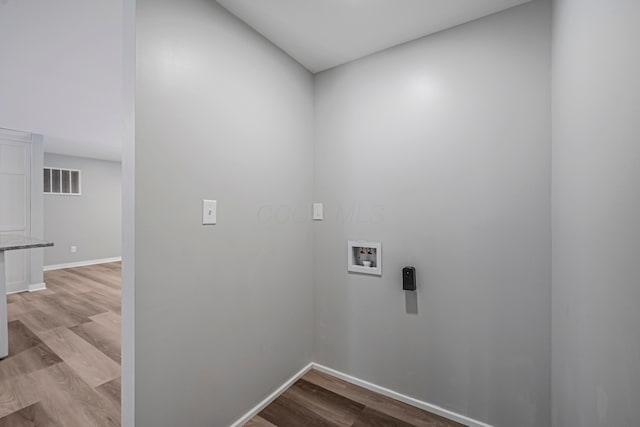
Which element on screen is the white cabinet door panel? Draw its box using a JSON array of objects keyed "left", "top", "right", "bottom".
[
  {"left": 0, "top": 174, "right": 27, "bottom": 231},
  {"left": 0, "top": 143, "right": 26, "bottom": 175},
  {"left": 0, "top": 132, "right": 31, "bottom": 292},
  {"left": 0, "top": 237, "right": 27, "bottom": 287}
]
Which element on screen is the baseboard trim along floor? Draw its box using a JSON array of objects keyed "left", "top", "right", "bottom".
[
  {"left": 230, "top": 363, "right": 315, "bottom": 427},
  {"left": 44, "top": 257, "right": 122, "bottom": 271},
  {"left": 6, "top": 282, "right": 47, "bottom": 295},
  {"left": 27, "top": 282, "right": 47, "bottom": 292},
  {"left": 231, "top": 362, "right": 493, "bottom": 427}
]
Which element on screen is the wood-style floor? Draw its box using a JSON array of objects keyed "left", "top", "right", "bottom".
[
  {"left": 0, "top": 262, "right": 121, "bottom": 427},
  {"left": 0, "top": 262, "right": 462, "bottom": 426},
  {"left": 246, "top": 369, "right": 466, "bottom": 427}
]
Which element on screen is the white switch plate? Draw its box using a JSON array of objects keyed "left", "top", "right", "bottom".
[
  {"left": 313, "top": 203, "right": 323, "bottom": 221},
  {"left": 203, "top": 200, "right": 217, "bottom": 225},
  {"left": 71, "top": 246, "right": 77, "bottom": 253}
]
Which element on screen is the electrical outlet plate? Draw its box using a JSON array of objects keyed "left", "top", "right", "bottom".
[{"left": 348, "top": 240, "right": 382, "bottom": 276}]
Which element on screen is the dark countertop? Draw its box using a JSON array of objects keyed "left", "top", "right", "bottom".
[{"left": 0, "top": 235, "right": 54, "bottom": 252}]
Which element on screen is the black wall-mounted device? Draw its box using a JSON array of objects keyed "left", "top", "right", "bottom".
[{"left": 403, "top": 266, "right": 416, "bottom": 291}]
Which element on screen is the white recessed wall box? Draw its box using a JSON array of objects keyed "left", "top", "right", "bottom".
[{"left": 348, "top": 241, "right": 382, "bottom": 276}]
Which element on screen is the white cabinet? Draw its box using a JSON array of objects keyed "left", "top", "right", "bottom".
[{"left": 0, "top": 129, "right": 31, "bottom": 293}]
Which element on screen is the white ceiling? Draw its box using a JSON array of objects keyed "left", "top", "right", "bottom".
[
  {"left": 1, "top": 0, "right": 532, "bottom": 161},
  {"left": 216, "top": 0, "right": 532, "bottom": 73},
  {"left": 0, "top": 0, "right": 123, "bottom": 161}
]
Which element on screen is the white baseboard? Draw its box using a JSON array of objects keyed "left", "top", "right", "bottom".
[
  {"left": 230, "top": 362, "right": 492, "bottom": 427},
  {"left": 28, "top": 282, "right": 47, "bottom": 292},
  {"left": 44, "top": 257, "right": 122, "bottom": 271},
  {"left": 312, "top": 364, "right": 492, "bottom": 427},
  {"left": 7, "top": 282, "right": 47, "bottom": 295},
  {"left": 230, "top": 363, "right": 314, "bottom": 427}
]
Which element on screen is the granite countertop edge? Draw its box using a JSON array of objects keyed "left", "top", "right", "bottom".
[
  {"left": 0, "top": 235, "right": 55, "bottom": 252},
  {"left": 0, "top": 242, "right": 54, "bottom": 251}
]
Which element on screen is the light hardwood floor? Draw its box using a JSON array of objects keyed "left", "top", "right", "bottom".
[
  {"left": 0, "top": 262, "right": 121, "bottom": 427},
  {"left": 246, "top": 369, "right": 466, "bottom": 427}
]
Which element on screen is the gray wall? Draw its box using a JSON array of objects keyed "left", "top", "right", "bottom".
[
  {"left": 44, "top": 153, "right": 121, "bottom": 266},
  {"left": 121, "top": 0, "right": 135, "bottom": 424},
  {"left": 313, "top": 2, "right": 551, "bottom": 426},
  {"left": 29, "top": 135, "right": 45, "bottom": 286},
  {"left": 135, "top": 0, "right": 315, "bottom": 426},
  {"left": 551, "top": 0, "right": 640, "bottom": 425}
]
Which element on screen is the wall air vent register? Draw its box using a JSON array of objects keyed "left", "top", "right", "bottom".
[{"left": 44, "top": 167, "right": 81, "bottom": 195}]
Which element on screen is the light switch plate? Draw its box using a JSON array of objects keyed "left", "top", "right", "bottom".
[
  {"left": 203, "top": 200, "right": 217, "bottom": 225},
  {"left": 313, "top": 203, "right": 323, "bottom": 221}
]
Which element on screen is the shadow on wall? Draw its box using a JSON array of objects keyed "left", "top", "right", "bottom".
[{"left": 405, "top": 291, "right": 418, "bottom": 315}]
